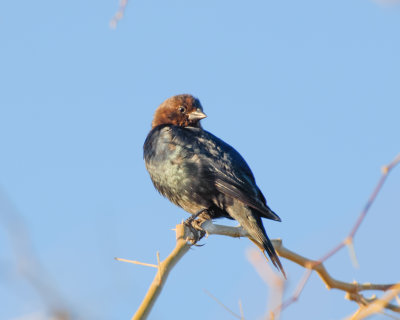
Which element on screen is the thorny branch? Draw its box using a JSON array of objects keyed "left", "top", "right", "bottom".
[
  {"left": 123, "top": 220, "right": 399, "bottom": 320},
  {"left": 206, "top": 223, "right": 400, "bottom": 316},
  {"left": 121, "top": 154, "right": 400, "bottom": 320},
  {"left": 275, "top": 153, "right": 400, "bottom": 317}
]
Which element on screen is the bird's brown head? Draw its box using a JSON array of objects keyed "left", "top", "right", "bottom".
[{"left": 151, "top": 94, "right": 207, "bottom": 129}]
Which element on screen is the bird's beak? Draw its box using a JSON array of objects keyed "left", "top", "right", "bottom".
[{"left": 188, "top": 109, "right": 207, "bottom": 121}]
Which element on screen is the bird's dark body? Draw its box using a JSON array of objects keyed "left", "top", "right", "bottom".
[
  {"left": 145, "top": 125, "right": 229, "bottom": 218},
  {"left": 144, "top": 123, "right": 284, "bottom": 274},
  {"left": 143, "top": 94, "right": 284, "bottom": 276}
]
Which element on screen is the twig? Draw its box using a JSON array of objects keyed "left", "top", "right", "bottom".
[
  {"left": 115, "top": 257, "right": 157, "bottom": 268},
  {"left": 203, "top": 289, "right": 242, "bottom": 320},
  {"left": 279, "top": 269, "right": 312, "bottom": 311},
  {"left": 238, "top": 299, "right": 245, "bottom": 320}
]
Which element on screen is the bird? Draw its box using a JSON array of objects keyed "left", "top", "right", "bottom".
[{"left": 143, "top": 94, "right": 285, "bottom": 276}]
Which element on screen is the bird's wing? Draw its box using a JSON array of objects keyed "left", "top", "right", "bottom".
[
  {"left": 197, "top": 129, "right": 281, "bottom": 222},
  {"left": 213, "top": 169, "right": 281, "bottom": 221}
]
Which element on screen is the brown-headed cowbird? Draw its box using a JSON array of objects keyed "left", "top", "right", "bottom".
[{"left": 144, "top": 94, "right": 285, "bottom": 276}]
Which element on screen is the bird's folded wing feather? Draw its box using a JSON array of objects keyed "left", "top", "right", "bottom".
[
  {"left": 197, "top": 130, "right": 281, "bottom": 222},
  {"left": 213, "top": 171, "right": 280, "bottom": 221}
]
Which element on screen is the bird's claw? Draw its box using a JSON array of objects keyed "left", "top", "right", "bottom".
[
  {"left": 185, "top": 209, "right": 208, "bottom": 224},
  {"left": 183, "top": 219, "right": 206, "bottom": 245},
  {"left": 184, "top": 209, "right": 209, "bottom": 245}
]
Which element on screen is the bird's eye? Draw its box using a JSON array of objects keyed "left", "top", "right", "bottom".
[{"left": 178, "top": 106, "right": 186, "bottom": 114}]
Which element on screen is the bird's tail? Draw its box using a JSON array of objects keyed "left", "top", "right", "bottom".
[
  {"left": 227, "top": 200, "right": 286, "bottom": 278},
  {"left": 248, "top": 224, "right": 286, "bottom": 279}
]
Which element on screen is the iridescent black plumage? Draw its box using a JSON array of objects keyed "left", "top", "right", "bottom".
[{"left": 144, "top": 94, "right": 285, "bottom": 276}]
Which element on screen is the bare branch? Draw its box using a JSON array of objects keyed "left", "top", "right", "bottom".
[
  {"left": 129, "top": 220, "right": 399, "bottom": 319},
  {"left": 345, "top": 284, "right": 400, "bottom": 320},
  {"left": 131, "top": 224, "right": 191, "bottom": 320},
  {"left": 203, "top": 222, "right": 398, "bottom": 295}
]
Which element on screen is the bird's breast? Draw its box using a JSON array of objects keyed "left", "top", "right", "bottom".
[{"left": 144, "top": 126, "right": 213, "bottom": 213}]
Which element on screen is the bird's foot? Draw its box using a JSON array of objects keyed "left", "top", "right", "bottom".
[
  {"left": 184, "top": 209, "right": 210, "bottom": 245},
  {"left": 185, "top": 209, "right": 208, "bottom": 225},
  {"left": 183, "top": 221, "right": 205, "bottom": 245}
]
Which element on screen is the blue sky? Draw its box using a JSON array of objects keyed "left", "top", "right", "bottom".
[{"left": 1, "top": 0, "right": 399, "bottom": 319}]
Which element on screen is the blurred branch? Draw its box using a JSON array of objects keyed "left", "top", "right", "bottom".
[
  {"left": 0, "top": 189, "right": 71, "bottom": 320},
  {"left": 110, "top": 0, "right": 129, "bottom": 29},
  {"left": 247, "top": 248, "right": 285, "bottom": 320},
  {"left": 203, "top": 289, "right": 243, "bottom": 320}
]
